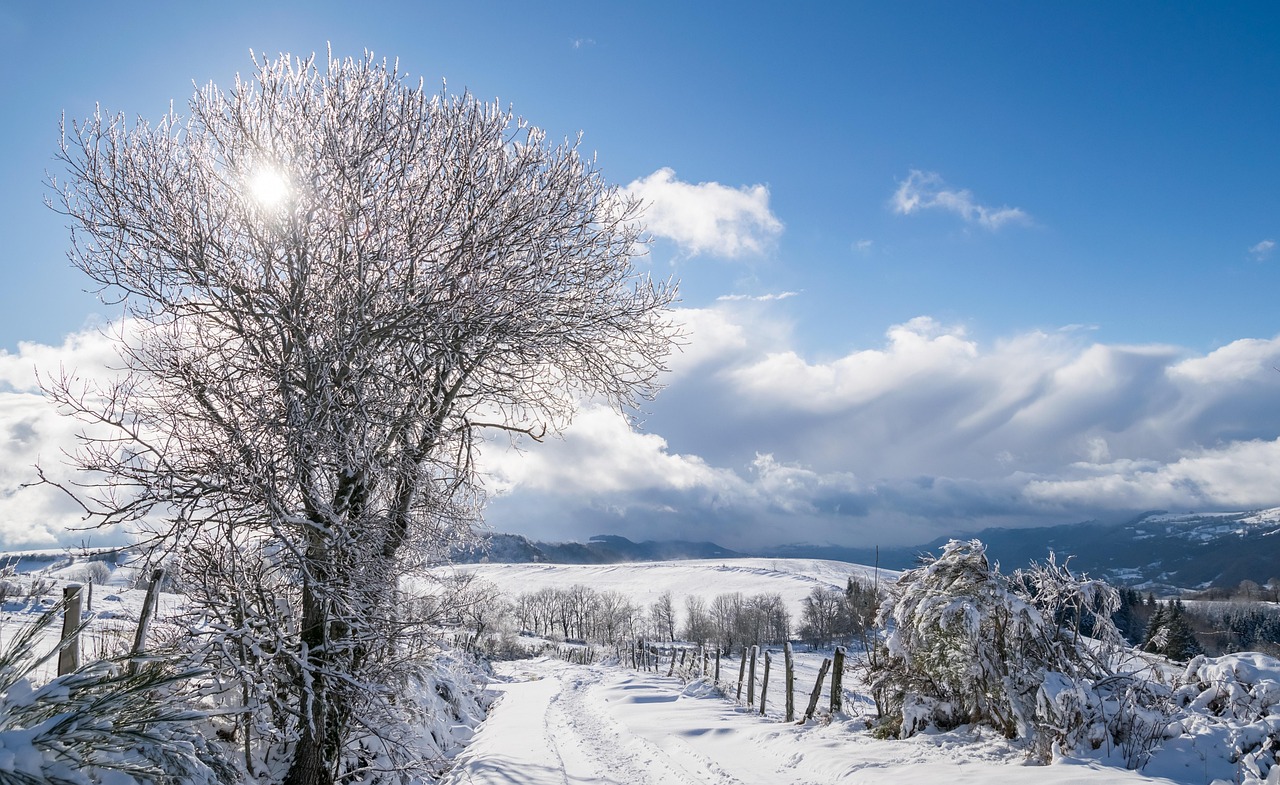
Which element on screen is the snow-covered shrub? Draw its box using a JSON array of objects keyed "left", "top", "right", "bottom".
[
  {"left": 0, "top": 600, "right": 236, "bottom": 784},
  {"left": 338, "top": 650, "right": 495, "bottom": 782},
  {"left": 870, "top": 540, "right": 1128, "bottom": 760},
  {"left": 1174, "top": 652, "right": 1280, "bottom": 782}
]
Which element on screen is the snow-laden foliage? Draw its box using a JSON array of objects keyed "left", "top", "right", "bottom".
[
  {"left": 0, "top": 600, "right": 235, "bottom": 785},
  {"left": 1170, "top": 653, "right": 1280, "bottom": 783},
  {"left": 870, "top": 540, "right": 1142, "bottom": 761},
  {"left": 47, "top": 49, "right": 675, "bottom": 785}
]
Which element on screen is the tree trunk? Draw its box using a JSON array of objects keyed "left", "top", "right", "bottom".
[{"left": 284, "top": 570, "right": 340, "bottom": 785}]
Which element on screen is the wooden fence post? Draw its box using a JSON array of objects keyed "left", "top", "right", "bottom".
[
  {"left": 128, "top": 568, "right": 165, "bottom": 675},
  {"left": 747, "top": 645, "right": 758, "bottom": 706},
  {"left": 714, "top": 647, "right": 721, "bottom": 684},
  {"left": 667, "top": 646, "right": 676, "bottom": 677},
  {"left": 784, "top": 641, "right": 795, "bottom": 722},
  {"left": 831, "top": 646, "right": 846, "bottom": 714},
  {"left": 737, "top": 646, "right": 747, "bottom": 702},
  {"left": 760, "top": 650, "right": 771, "bottom": 715},
  {"left": 57, "top": 584, "right": 83, "bottom": 676},
  {"left": 803, "top": 657, "right": 832, "bottom": 722}
]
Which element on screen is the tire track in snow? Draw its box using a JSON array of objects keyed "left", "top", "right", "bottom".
[{"left": 548, "top": 664, "right": 749, "bottom": 785}]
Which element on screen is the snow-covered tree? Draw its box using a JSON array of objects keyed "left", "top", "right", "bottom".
[
  {"left": 47, "top": 50, "right": 675, "bottom": 785},
  {"left": 651, "top": 591, "right": 677, "bottom": 641},
  {"left": 871, "top": 540, "right": 1122, "bottom": 749},
  {"left": 1143, "top": 600, "right": 1204, "bottom": 661}
]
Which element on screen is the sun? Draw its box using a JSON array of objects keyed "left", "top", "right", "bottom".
[{"left": 248, "top": 167, "right": 290, "bottom": 208}]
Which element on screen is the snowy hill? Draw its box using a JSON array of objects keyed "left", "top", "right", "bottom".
[
  {"left": 462, "top": 509, "right": 1280, "bottom": 591},
  {"left": 451, "top": 557, "right": 890, "bottom": 621}
]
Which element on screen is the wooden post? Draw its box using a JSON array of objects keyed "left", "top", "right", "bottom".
[
  {"left": 703, "top": 647, "right": 710, "bottom": 678},
  {"left": 784, "top": 641, "right": 795, "bottom": 722},
  {"left": 831, "top": 646, "right": 846, "bottom": 714},
  {"left": 760, "top": 650, "right": 771, "bottom": 715},
  {"left": 714, "top": 647, "right": 721, "bottom": 683},
  {"left": 58, "top": 584, "right": 83, "bottom": 676},
  {"left": 667, "top": 646, "right": 676, "bottom": 677},
  {"left": 737, "top": 646, "right": 748, "bottom": 701},
  {"left": 747, "top": 645, "right": 758, "bottom": 706},
  {"left": 128, "top": 568, "right": 165, "bottom": 675},
  {"left": 803, "top": 657, "right": 832, "bottom": 722}
]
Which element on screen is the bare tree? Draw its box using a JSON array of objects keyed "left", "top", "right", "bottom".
[
  {"left": 46, "top": 50, "right": 675, "bottom": 785},
  {"left": 650, "top": 591, "right": 677, "bottom": 642}
]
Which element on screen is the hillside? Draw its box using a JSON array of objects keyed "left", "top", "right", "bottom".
[
  {"left": 462, "top": 509, "right": 1280, "bottom": 591},
  {"left": 449, "top": 557, "right": 889, "bottom": 623}
]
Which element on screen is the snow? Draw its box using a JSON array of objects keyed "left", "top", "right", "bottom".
[
  {"left": 444, "top": 657, "right": 1189, "bottom": 785},
  {"left": 10, "top": 548, "right": 1280, "bottom": 784},
  {"left": 451, "top": 557, "right": 893, "bottom": 620}
]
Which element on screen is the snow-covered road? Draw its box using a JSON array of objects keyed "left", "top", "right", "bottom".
[{"left": 441, "top": 658, "right": 1192, "bottom": 785}]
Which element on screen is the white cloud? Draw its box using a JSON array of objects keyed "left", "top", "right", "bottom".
[
  {"left": 853, "top": 239, "right": 873, "bottom": 254},
  {"left": 891, "top": 170, "right": 1030, "bottom": 230},
  {"left": 624, "top": 168, "right": 783, "bottom": 258},
  {"left": 716, "top": 291, "right": 798, "bottom": 303},
  {"left": 482, "top": 304, "right": 1280, "bottom": 547},
  {"left": 1025, "top": 438, "right": 1280, "bottom": 510},
  {"left": 1250, "top": 239, "right": 1275, "bottom": 260},
  {"left": 19, "top": 313, "right": 1280, "bottom": 550}
]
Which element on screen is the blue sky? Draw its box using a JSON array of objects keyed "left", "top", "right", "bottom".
[{"left": 3, "top": 2, "right": 1280, "bottom": 550}]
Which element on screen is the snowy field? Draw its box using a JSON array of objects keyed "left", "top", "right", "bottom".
[
  {"left": 7, "top": 550, "right": 1280, "bottom": 783},
  {"left": 451, "top": 557, "right": 895, "bottom": 621}
]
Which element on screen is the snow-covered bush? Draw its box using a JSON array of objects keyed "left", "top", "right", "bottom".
[
  {"left": 1174, "top": 652, "right": 1280, "bottom": 782},
  {"left": 0, "top": 600, "right": 236, "bottom": 784},
  {"left": 870, "top": 540, "right": 1131, "bottom": 760}
]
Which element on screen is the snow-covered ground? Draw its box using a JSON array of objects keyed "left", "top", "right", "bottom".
[
  {"left": 444, "top": 657, "right": 1193, "bottom": 785},
  {"left": 452, "top": 557, "right": 894, "bottom": 621}
]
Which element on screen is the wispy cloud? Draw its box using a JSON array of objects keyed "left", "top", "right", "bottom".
[
  {"left": 891, "top": 170, "right": 1030, "bottom": 230},
  {"left": 716, "top": 292, "right": 799, "bottom": 303},
  {"left": 1250, "top": 239, "right": 1275, "bottom": 260},
  {"left": 624, "top": 168, "right": 783, "bottom": 258},
  {"left": 571, "top": 37, "right": 596, "bottom": 49},
  {"left": 853, "top": 239, "right": 873, "bottom": 254}
]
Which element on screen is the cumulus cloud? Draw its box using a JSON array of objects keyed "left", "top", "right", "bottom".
[
  {"left": 1250, "top": 239, "right": 1275, "bottom": 260},
  {"left": 624, "top": 168, "right": 783, "bottom": 257},
  {"left": 17, "top": 313, "right": 1280, "bottom": 551},
  {"left": 481, "top": 306, "right": 1280, "bottom": 548},
  {"left": 892, "top": 170, "right": 1030, "bottom": 230}
]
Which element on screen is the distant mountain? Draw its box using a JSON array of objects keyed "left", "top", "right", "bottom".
[
  {"left": 757, "top": 509, "right": 1280, "bottom": 592},
  {"left": 451, "top": 533, "right": 743, "bottom": 564},
  {"left": 460, "top": 508, "right": 1280, "bottom": 590}
]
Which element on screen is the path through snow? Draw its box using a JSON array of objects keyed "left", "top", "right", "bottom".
[{"left": 442, "top": 658, "right": 1194, "bottom": 785}]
